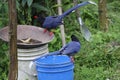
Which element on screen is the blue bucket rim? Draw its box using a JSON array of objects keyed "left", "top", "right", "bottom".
[
  {"left": 36, "top": 62, "right": 73, "bottom": 68},
  {"left": 34, "top": 55, "right": 72, "bottom": 65},
  {"left": 37, "top": 66, "right": 74, "bottom": 73},
  {"left": 35, "top": 60, "right": 72, "bottom": 65}
]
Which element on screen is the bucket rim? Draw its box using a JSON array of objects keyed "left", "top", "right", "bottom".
[
  {"left": 36, "top": 66, "right": 74, "bottom": 73},
  {"left": 35, "top": 60, "right": 72, "bottom": 65},
  {"left": 34, "top": 55, "right": 72, "bottom": 65},
  {"left": 36, "top": 62, "right": 73, "bottom": 68}
]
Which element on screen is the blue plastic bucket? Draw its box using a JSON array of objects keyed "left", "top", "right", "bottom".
[{"left": 35, "top": 55, "right": 74, "bottom": 80}]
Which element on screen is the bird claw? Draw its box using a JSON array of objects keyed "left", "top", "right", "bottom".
[
  {"left": 70, "top": 56, "right": 74, "bottom": 63},
  {"left": 49, "top": 32, "right": 54, "bottom": 36},
  {"left": 43, "top": 29, "right": 48, "bottom": 33},
  {"left": 43, "top": 29, "right": 53, "bottom": 36}
]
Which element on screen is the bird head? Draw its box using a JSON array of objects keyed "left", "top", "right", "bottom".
[
  {"left": 71, "top": 35, "right": 79, "bottom": 42},
  {"left": 33, "top": 15, "right": 45, "bottom": 27}
]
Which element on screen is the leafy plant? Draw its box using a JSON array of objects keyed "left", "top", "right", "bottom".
[
  {"left": 74, "top": 66, "right": 115, "bottom": 80},
  {"left": 0, "top": 0, "right": 120, "bottom": 80},
  {"left": 0, "top": 0, "right": 8, "bottom": 28},
  {"left": 0, "top": 40, "right": 9, "bottom": 80}
]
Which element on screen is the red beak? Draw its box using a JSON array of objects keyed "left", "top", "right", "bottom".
[{"left": 34, "top": 16, "right": 38, "bottom": 19}]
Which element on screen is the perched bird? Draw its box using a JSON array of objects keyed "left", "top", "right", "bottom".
[
  {"left": 59, "top": 35, "right": 81, "bottom": 62},
  {"left": 31, "top": 36, "right": 80, "bottom": 71},
  {"left": 34, "top": 1, "right": 95, "bottom": 35},
  {"left": 59, "top": 35, "right": 80, "bottom": 55},
  {"left": 40, "top": 35, "right": 81, "bottom": 62}
]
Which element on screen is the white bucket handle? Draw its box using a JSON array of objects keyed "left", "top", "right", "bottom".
[{"left": 29, "top": 61, "right": 37, "bottom": 76}]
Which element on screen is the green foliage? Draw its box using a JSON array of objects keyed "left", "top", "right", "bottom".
[
  {"left": 0, "top": 40, "right": 9, "bottom": 80},
  {"left": 16, "top": 0, "right": 57, "bottom": 25},
  {"left": 48, "top": 29, "right": 72, "bottom": 52},
  {"left": 74, "top": 66, "right": 113, "bottom": 80},
  {"left": 0, "top": 0, "right": 120, "bottom": 80},
  {"left": 107, "top": 1, "right": 120, "bottom": 13},
  {"left": 16, "top": 0, "right": 33, "bottom": 24},
  {"left": 0, "top": 0, "right": 8, "bottom": 28},
  {"left": 48, "top": 29, "right": 62, "bottom": 51}
]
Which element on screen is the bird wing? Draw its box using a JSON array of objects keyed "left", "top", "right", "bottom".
[
  {"left": 43, "top": 16, "right": 55, "bottom": 28},
  {"left": 60, "top": 41, "right": 80, "bottom": 56},
  {"left": 59, "top": 42, "right": 70, "bottom": 53},
  {"left": 43, "top": 16, "right": 62, "bottom": 28}
]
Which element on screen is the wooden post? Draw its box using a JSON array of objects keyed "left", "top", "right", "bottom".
[
  {"left": 57, "top": 0, "right": 66, "bottom": 46},
  {"left": 98, "top": 0, "right": 108, "bottom": 32},
  {"left": 8, "top": 0, "right": 18, "bottom": 80}
]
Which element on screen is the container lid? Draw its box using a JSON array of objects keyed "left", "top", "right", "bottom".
[
  {"left": 35, "top": 55, "right": 71, "bottom": 65},
  {"left": 0, "top": 25, "right": 54, "bottom": 48}
]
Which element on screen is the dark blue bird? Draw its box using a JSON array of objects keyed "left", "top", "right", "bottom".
[
  {"left": 34, "top": 1, "right": 94, "bottom": 31},
  {"left": 59, "top": 35, "right": 80, "bottom": 56},
  {"left": 59, "top": 35, "right": 80, "bottom": 62},
  {"left": 39, "top": 35, "right": 81, "bottom": 62}
]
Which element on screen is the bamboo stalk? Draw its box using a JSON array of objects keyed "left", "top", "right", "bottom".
[{"left": 57, "top": 0, "right": 66, "bottom": 46}]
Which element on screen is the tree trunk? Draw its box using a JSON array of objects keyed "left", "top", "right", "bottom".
[
  {"left": 8, "top": 0, "right": 18, "bottom": 80},
  {"left": 98, "top": 0, "right": 108, "bottom": 32}
]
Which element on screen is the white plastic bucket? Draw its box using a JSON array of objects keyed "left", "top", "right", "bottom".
[{"left": 18, "top": 44, "right": 48, "bottom": 80}]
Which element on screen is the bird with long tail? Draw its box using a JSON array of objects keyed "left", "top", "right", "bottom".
[
  {"left": 34, "top": 1, "right": 96, "bottom": 36},
  {"left": 35, "top": 35, "right": 81, "bottom": 62},
  {"left": 59, "top": 34, "right": 81, "bottom": 62}
]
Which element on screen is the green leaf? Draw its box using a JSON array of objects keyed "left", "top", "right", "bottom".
[
  {"left": 16, "top": 1, "right": 20, "bottom": 11},
  {"left": 32, "top": 3, "right": 49, "bottom": 12},
  {"left": 27, "top": 0, "right": 33, "bottom": 7},
  {"left": 63, "top": 0, "right": 71, "bottom": 4},
  {"left": 22, "top": 0, "right": 27, "bottom": 7},
  {"left": 51, "top": 4, "right": 62, "bottom": 8}
]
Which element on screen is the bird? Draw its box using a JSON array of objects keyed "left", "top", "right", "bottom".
[
  {"left": 36, "top": 35, "right": 80, "bottom": 57},
  {"left": 59, "top": 35, "right": 81, "bottom": 62},
  {"left": 59, "top": 35, "right": 80, "bottom": 55},
  {"left": 34, "top": 1, "right": 96, "bottom": 35},
  {"left": 40, "top": 35, "right": 81, "bottom": 62}
]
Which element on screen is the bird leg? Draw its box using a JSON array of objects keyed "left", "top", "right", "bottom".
[
  {"left": 43, "top": 29, "right": 48, "bottom": 33},
  {"left": 43, "top": 29, "right": 53, "bottom": 36},
  {"left": 49, "top": 31, "right": 54, "bottom": 36},
  {"left": 70, "top": 56, "right": 74, "bottom": 63}
]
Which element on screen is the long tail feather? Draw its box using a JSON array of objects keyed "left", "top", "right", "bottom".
[
  {"left": 34, "top": 51, "right": 60, "bottom": 60},
  {"left": 59, "top": 1, "right": 91, "bottom": 18}
]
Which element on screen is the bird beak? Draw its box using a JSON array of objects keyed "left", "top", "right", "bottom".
[{"left": 34, "top": 16, "right": 38, "bottom": 19}]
